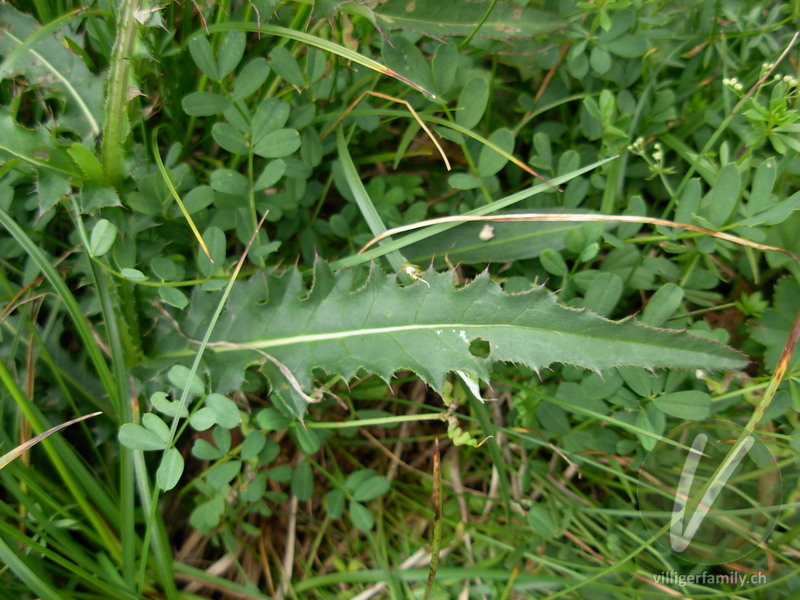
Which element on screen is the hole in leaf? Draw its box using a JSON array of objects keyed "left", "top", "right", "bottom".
[
  {"left": 243, "top": 365, "right": 267, "bottom": 393},
  {"left": 469, "top": 338, "right": 490, "bottom": 359}
]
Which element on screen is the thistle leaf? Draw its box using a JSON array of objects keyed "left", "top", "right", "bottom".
[{"left": 173, "top": 262, "right": 746, "bottom": 418}]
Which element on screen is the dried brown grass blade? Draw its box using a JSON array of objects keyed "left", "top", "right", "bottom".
[
  {"left": 321, "top": 90, "right": 451, "bottom": 170},
  {"left": 0, "top": 411, "right": 102, "bottom": 471}
]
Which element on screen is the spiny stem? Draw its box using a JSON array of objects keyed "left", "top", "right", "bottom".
[{"left": 102, "top": 0, "right": 141, "bottom": 189}]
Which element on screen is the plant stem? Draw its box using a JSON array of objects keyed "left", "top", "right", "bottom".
[{"left": 102, "top": 0, "right": 141, "bottom": 189}]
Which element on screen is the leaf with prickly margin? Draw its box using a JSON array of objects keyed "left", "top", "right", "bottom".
[
  {"left": 0, "top": 5, "right": 104, "bottom": 137},
  {"left": 168, "top": 262, "right": 746, "bottom": 419},
  {"left": 0, "top": 115, "right": 79, "bottom": 176}
]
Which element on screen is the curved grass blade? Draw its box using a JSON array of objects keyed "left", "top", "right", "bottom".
[
  {"left": 0, "top": 208, "right": 117, "bottom": 412},
  {"left": 135, "top": 209, "right": 271, "bottom": 595},
  {"left": 151, "top": 128, "right": 213, "bottom": 262},
  {"left": 323, "top": 91, "right": 451, "bottom": 170},
  {"left": 198, "top": 22, "right": 436, "bottom": 98},
  {"left": 332, "top": 156, "right": 616, "bottom": 269},
  {"left": 0, "top": 535, "right": 64, "bottom": 600},
  {"left": 346, "top": 108, "right": 558, "bottom": 188},
  {"left": 336, "top": 128, "right": 406, "bottom": 272},
  {"left": 0, "top": 411, "right": 101, "bottom": 471}
]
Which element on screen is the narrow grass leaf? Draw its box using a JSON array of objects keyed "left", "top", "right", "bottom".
[
  {"left": 152, "top": 129, "right": 212, "bottom": 261},
  {"left": 0, "top": 412, "right": 101, "bottom": 470},
  {"left": 423, "top": 439, "right": 441, "bottom": 600},
  {"left": 333, "top": 156, "right": 609, "bottom": 266},
  {"left": 200, "top": 23, "right": 437, "bottom": 98},
  {"left": 336, "top": 129, "right": 406, "bottom": 272},
  {"left": 0, "top": 536, "right": 64, "bottom": 600}
]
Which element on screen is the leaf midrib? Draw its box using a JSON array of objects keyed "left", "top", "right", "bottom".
[{"left": 156, "top": 321, "right": 727, "bottom": 361}]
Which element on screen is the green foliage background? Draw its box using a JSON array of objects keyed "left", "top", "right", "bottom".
[{"left": 0, "top": 0, "right": 799, "bottom": 598}]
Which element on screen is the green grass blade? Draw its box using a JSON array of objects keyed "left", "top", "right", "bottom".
[
  {"left": 0, "top": 360, "right": 121, "bottom": 560},
  {"left": 332, "top": 156, "right": 617, "bottom": 268},
  {"left": 197, "top": 22, "right": 436, "bottom": 98},
  {"left": 136, "top": 211, "right": 271, "bottom": 595},
  {"left": 0, "top": 207, "right": 118, "bottom": 415},
  {"left": 0, "top": 534, "right": 63, "bottom": 600},
  {"left": 152, "top": 128, "right": 213, "bottom": 262},
  {"left": 336, "top": 128, "right": 406, "bottom": 272}
]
